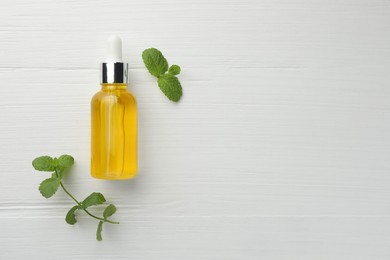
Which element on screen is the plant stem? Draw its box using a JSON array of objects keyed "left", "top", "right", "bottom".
[{"left": 55, "top": 169, "right": 119, "bottom": 225}]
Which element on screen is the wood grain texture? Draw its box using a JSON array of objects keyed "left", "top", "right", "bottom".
[{"left": 1, "top": 0, "right": 390, "bottom": 259}]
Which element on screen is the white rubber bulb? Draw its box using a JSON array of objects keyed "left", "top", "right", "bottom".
[{"left": 106, "top": 35, "right": 122, "bottom": 62}]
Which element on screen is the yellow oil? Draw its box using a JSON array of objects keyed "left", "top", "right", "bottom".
[{"left": 91, "top": 83, "right": 137, "bottom": 180}]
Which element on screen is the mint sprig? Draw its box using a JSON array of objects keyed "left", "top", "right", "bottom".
[
  {"left": 32, "top": 155, "right": 119, "bottom": 241},
  {"left": 142, "top": 48, "right": 183, "bottom": 102}
]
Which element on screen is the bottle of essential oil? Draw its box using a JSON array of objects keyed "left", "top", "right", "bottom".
[{"left": 91, "top": 36, "right": 137, "bottom": 180}]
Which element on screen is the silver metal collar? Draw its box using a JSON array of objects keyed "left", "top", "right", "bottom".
[{"left": 101, "top": 62, "right": 128, "bottom": 84}]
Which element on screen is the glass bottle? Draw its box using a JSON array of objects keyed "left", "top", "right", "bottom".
[{"left": 91, "top": 36, "right": 137, "bottom": 180}]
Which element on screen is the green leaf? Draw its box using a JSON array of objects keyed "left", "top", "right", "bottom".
[
  {"left": 157, "top": 74, "right": 183, "bottom": 102},
  {"left": 81, "top": 192, "right": 106, "bottom": 209},
  {"left": 96, "top": 221, "right": 103, "bottom": 241},
  {"left": 65, "top": 205, "right": 79, "bottom": 225},
  {"left": 39, "top": 176, "right": 61, "bottom": 198},
  {"left": 58, "top": 155, "right": 74, "bottom": 168},
  {"left": 103, "top": 204, "right": 117, "bottom": 219},
  {"left": 142, "top": 48, "right": 168, "bottom": 77},
  {"left": 32, "top": 156, "right": 55, "bottom": 172},
  {"left": 56, "top": 168, "right": 64, "bottom": 179},
  {"left": 168, "top": 65, "right": 181, "bottom": 75}
]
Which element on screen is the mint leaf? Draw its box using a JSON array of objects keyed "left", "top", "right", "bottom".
[
  {"left": 142, "top": 48, "right": 168, "bottom": 77},
  {"left": 168, "top": 65, "right": 181, "bottom": 75},
  {"left": 58, "top": 155, "right": 74, "bottom": 168},
  {"left": 81, "top": 192, "right": 106, "bottom": 209},
  {"left": 65, "top": 205, "right": 78, "bottom": 225},
  {"left": 96, "top": 221, "right": 104, "bottom": 241},
  {"left": 56, "top": 168, "right": 64, "bottom": 179},
  {"left": 39, "top": 176, "right": 60, "bottom": 198},
  {"left": 157, "top": 74, "right": 183, "bottom": 102},
  {"left": 32, "top": 156, "right": 55, "bottom": 172},
  {"left": 103, "top": 204, "right": 117, "bottom": 219}
]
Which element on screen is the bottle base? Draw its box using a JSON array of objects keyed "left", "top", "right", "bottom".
[{"left": 91, "top": 172, "right": 137, "bottom": 180}]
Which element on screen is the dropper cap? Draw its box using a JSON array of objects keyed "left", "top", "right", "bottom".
[{"left": 101, "top": 35, "right": 128, "bottom": 84}]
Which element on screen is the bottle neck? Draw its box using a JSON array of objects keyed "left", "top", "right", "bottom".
[
  {"left": 101, "top": 62, "right": 128, "bottom": 84},
  {"left": 100, "top": 83, "right": 127, "bottom": 92}
]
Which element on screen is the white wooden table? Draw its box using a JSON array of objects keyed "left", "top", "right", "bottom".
[{"left": 1, "top": 0, "right": 389, "bottom": 259}]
